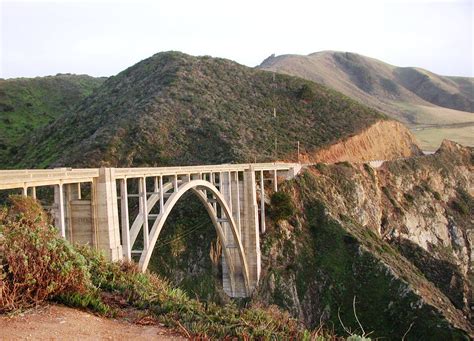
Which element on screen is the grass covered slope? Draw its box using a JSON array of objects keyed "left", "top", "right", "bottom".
[
  {"left": 10, "top": 51, "right": 395, "bottom": 168},
  {"left": 259, "top": 51, "right": 474, "bottom": 150},
  {"left": 0, "top": 74, "right": 105, "bottom": 166}
]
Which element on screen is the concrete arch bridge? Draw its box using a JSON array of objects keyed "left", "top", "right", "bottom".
[{"left": 0, "top": 163, "right": 301, "bottom": 297}]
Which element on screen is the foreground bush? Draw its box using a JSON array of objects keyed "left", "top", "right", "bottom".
[{"left": 0, "top": 196, "right": 89, "bottom": 312}]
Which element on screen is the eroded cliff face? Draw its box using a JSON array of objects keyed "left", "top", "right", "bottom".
[
  {"left": 256, "top": 140, "right": 472, "bottom": 339},
  {"left": 301, "top": 120, "right": 422, "bottom": 163}
]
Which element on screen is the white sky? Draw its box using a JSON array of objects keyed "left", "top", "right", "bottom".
[{"left": 1, "top": 0, "right": 473, "bottom": 78}]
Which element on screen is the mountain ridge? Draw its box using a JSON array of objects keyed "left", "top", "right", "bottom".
[
  {"left": 9, "top": 51, "right": 419, "bottom": 169},
  {"left": 258, "top": 51, "right": 474, "bottom": 150}
]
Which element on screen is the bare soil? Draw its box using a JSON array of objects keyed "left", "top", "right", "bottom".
[{"left": 0, "top": 304, "right": 185, "bottom": 340}]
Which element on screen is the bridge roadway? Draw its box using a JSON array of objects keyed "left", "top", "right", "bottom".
[{"left": 0, "top": 162, "right": 302, "bottom": 297}]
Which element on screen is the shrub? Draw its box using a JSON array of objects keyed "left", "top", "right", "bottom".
[
  {"left": 403, "top": 193, "right": 415, "bottom": 203},
  {"left": 297, "top": 84, "right": 315, "bottom": 101},
  {"left": 0, "top": 196, "right": 89, "bottom": 312},
  {"left": 451, "top": 200, "right": 468, "bottom": 215},
  {"left": 270, "top": 191, "right": 295, "bottom": 222}
]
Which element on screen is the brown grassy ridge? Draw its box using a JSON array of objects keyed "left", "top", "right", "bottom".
[{"left": 259, "top": 51, "right": 474, "bottom": 150}]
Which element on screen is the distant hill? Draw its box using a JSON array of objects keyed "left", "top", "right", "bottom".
[
  {"left": 258, "top": 51, "right": 474, "bottom": 150},
  {"left": 0, "top": 74, "right": 105, "bottom": 163},
  {"left": 8, "top": 51, "right": 419, "bottom": 168}
]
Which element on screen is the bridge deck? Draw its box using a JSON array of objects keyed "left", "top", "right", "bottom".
[{"left": 0, "top": 163, "right": 300, "bottom": 190}]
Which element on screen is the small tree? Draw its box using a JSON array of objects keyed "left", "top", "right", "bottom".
[{"left": 270, "top": 191, "right": 295, "bottom": 222}]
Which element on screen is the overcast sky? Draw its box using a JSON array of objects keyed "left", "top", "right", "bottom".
[{"left": 1, "top": 0, "right": 473, "bottom": 79}]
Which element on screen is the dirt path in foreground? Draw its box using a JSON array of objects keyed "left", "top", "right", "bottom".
[{"left": 0, "top": 304, "right": 185, "bottom": 340}]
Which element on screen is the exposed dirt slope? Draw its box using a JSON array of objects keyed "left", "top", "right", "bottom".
[
  {"left": 0, "top": 304, "right": 184, "bottom": 340},
  {"left": 302, "top": 120, "right": 421, "bottom": 163}
]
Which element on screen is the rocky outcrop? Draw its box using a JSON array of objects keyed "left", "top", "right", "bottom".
[
  {"left": 256, "top": 140, "right": 473, "bottom": 339},
  {"left": 303, "top": 120, "right": 422, "bottom": 163}
]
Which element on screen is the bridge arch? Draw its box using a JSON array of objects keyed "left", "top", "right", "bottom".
[{"left": 137, "top": 179, "right": 250, "bottom": 296}]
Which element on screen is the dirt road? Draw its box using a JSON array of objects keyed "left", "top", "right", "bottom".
[{"left": 0, "top": 304, "right": 185, "bottom": 340}]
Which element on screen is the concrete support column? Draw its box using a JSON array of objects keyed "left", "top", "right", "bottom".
[
  {"left": 241, "top": 167, "right": 261, "bottom": 291},
  {"left": 211, "top": 173, "right": 217, "bottom": 212},
  {"left": 220, "top": 171, "right": 246, "bottom": 296},
  {"left": 159, "top": 176, "right": 164, "bottom": 213},
  {"left": 173, "top": 174, "right": 178, "bottom": 192},
  {"left": 120, "top": 179, "right": 131, "bottom": 261},
  {"left": 220, "top": 171, "right": 232, "bottom": 239},
  {"left": 91, "top": 168, "right": 122, "bottom": 261},
  {"left": 54, "top": 183, "right": 66, "bottom": 238},
  {"left": 231, "top": 171, "right": 241, "bottom": 235},
  {"left": 259, "top": 170, "right": 266, "bottom": 233},
  {"left": 139, "top": 177, "right": 149, "bottom": 251},
  {"left": 76, "top": 183, "right": 81, "bottom": 200},
  {"left": 273, "top": 170, "right": 278, "bottom": 192},
  {"left": 64, "top": 183, "right": 81, "bottom": 241}
]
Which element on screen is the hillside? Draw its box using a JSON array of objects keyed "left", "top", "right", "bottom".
[
  {"left": 9, "top": 51, "right": 419, "bottom": 169},
  {"left": 259, "top": 51, "right": 474, "bottom": 150},
  {"left": 0, "top": 74, "right": 105, "bottom": 165},
  {"left": 256, "top": 140, "right": 473, "bottom": 339}
]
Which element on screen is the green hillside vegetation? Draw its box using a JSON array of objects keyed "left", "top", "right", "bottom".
[
  {"left": 9, "top": 51, "right": 387, "bottom": 168},
  {"left": 259, "top": 51, "right": 474, "bottom": 150},
  {"left": 0, "top": 74, "right": 105, "bottom": 165}
]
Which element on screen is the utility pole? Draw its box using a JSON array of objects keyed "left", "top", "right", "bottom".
[
  {"left": 274, "top": 138, "right": 278, "bottom": 159},
  {"left": 297, "top": 141, "right": 300, "bottom": 162}
]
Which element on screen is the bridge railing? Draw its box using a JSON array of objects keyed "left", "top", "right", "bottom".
[
  {"left": 113, "top": 162, "right": 300, "bottom": 179},
  {"left": 0, "top": 163, "right": 300, "bottom": 190},
  {"left": 0, "top": 168, "right": 100, "bottom": 190}
]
